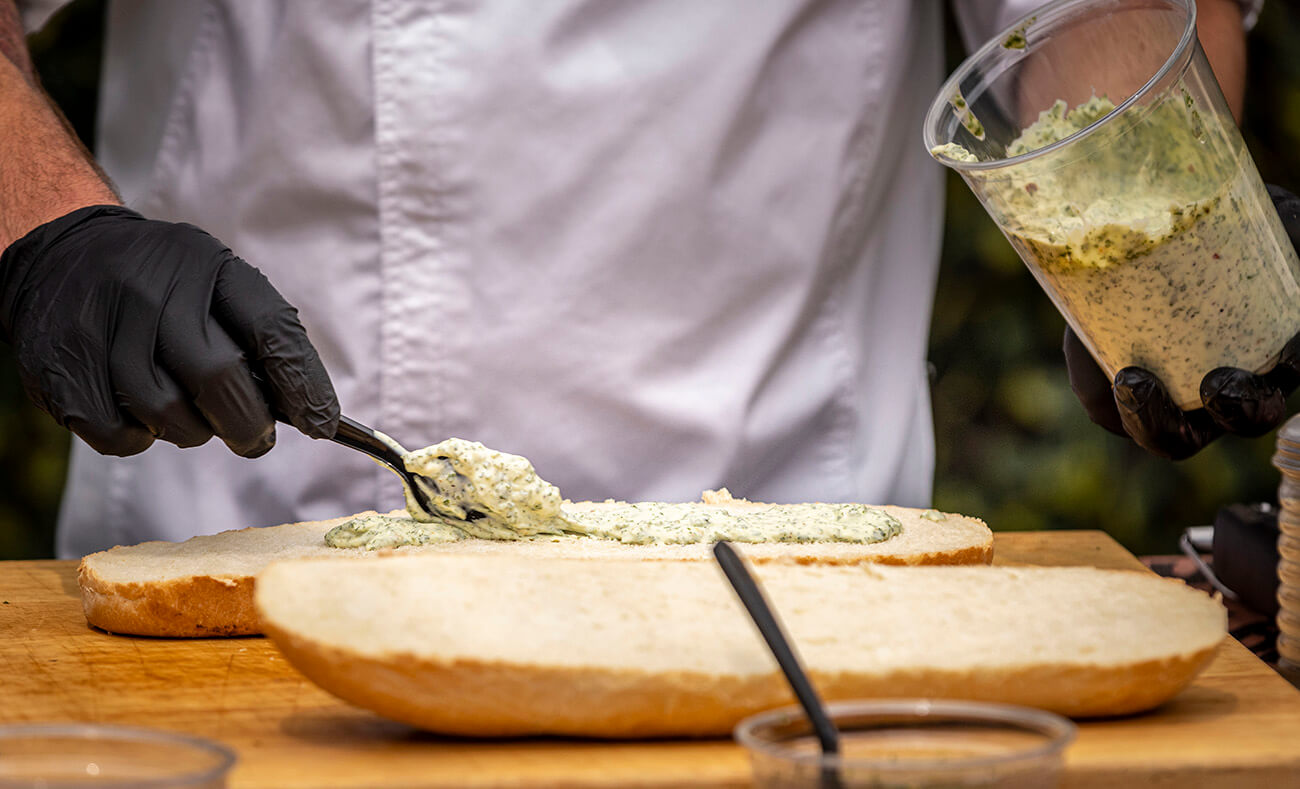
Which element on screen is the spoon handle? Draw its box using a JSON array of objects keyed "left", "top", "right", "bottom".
[
  {"left": 713, "top": 541, "right": 842, "bottom": 789},
  {"left": 329, "top": 415, "right": 438, "bottom": 517},
  {"left": 332, "top": 414, "right": 406, "bottom": 466}
]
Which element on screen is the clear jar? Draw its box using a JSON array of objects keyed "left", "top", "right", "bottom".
[
  {"left": 0, "top": 725, "right": 234, "bottom": 788},
  {"left": 924, "top": 0, "right": 1300, "bottom": 410},
  {"left": 735, "top": 699, "right": 1074, "bottom": 788},
  {"left": 1272, "top": 416, "right": 1300, "bottom": 678}
]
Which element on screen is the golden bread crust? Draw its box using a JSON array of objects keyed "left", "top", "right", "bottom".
[
  {"left": 260, "top": 620, "right": 1223, "bottom": 737},
  {"left": 78, "top": 561, "right": 259, "bottom": 637}
]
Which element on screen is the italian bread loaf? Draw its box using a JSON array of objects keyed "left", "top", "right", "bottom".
[
  {"left": 78, "top": 501, "right": 993, "bottom": 637},
  {"left": 254, "top": 553, "right": 1227, "bottom": 737}
]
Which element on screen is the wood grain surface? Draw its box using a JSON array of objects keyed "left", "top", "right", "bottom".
[{"left": 1, "top": 530, "right": 1298, "bottom": 788}]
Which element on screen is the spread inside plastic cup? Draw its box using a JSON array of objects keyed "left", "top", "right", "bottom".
[
  {"left": 925, "top": 0, "right": 1300, "bottom": 411},
  {"left": 0, "top": 725, "right": 235, "bottom": 788}
]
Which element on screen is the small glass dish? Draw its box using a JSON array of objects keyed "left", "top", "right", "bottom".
[
  {"left": 0, "top": 724, "right": 235, "bottom": 788},
  {"left": 735, "top": 699, "right": 1075, "bottom": 788}
]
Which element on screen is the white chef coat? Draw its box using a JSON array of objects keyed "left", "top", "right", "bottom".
[{"left": 53, "top": 0, "right": 969, "bottom": 557}]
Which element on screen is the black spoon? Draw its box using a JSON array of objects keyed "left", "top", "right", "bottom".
[
  {"left": 328, "top": 415, "right": 440, "bottom": 518},
  {"left": 713, "top": 541, "right": 843, "bottom": 789},
  {"left": 323, "top": 415, "right": 486, "bottom": 522}
]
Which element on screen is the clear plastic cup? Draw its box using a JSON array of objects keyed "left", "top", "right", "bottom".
[
  {"left": 1279, "top": 421, "right": 1300, "bottom": 679},
  {"left": 1279, "top": 606, "right": 1300, "bottom": 638},
  {"left": 1277, "top": 476, "right": 1300, "bottom": 519},
  {"left": 1279, "top": 633, "right": 1300, "bottom": 675},
  {"left": 735, "top": 699, "right": 1075, "bottom": 788},
  {"left": 1278, "top": 511, "right": 1300, "bottom": 536},
  {"left": 924, "top": 0, "right": 1300, "bottom": 410},
  {"left": 0, "top": 725, "right": 235, "bottom": 788},
  {"left": 1281, "top": 583, "right": 1300, "bottom": 608},
  {"left": 1281, "top": 558, "right": 1300, "bottom": 586}
]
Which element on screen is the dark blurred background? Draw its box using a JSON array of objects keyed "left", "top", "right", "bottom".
[{"left": 1, "top": 1, "right": 1297, "bottom": 559}]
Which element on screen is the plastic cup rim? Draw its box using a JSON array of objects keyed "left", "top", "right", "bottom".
[
  {"left": 0, "top": 723, "right": 236, "bottom": 788},
  {"left": 923, "top": 0, "right": 1198, "bottom": 172},
  {"left": 1275, "top": 520, "right": 1300, "bottom": 537},
  {"left": 733, "top": 698, "right": 1077, "bottom": 773}
]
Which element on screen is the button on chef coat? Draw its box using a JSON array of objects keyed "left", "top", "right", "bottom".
[{"left": 56, "top": 0, "right": 975, "bottom": 557}]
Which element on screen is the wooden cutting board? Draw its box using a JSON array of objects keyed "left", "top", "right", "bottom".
[{"left": 1, "top": 530, "right": 1298, "bottom": 788}]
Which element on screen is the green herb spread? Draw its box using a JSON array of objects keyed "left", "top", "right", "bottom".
[
  {"left": 399, "top": 438, "right": 579, "bottom": 539},
  {"left": 322, "top": 512, "right": 466, "bottom": 550},
  {"left": 1001, "top": 16, "right": 1034, "bottom": 50},
  {"left": 323, "top": 439, "right": 905, "bottom": 550},
  {"left": 930, "top": 142, "right": 979, "bottom": 163},
  {"left": 948, "top": 88, "right": 986, "bottom": 141},
  {"left": 568, "top": 500, "right": 901, "bottom": 545}
]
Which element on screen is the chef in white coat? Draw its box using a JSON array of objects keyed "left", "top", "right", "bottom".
[{"left": 0, "top": 0, "right": 1254, "bottom": 557}]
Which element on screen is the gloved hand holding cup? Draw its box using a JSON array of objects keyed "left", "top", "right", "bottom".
[
  {"left": 1063, "top": 185, "right": 1300, "bottom": 459},
  {"left": 924, "top": 0, "right": 1300, "bottom": 458}
]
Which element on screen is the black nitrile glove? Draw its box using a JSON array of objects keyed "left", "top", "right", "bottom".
[
  {"left": 0, "top": 205, "right": 339, "bottom": 457},
  {"left": 1066, "top": 185, "right": 1300, "bottom": 460}
]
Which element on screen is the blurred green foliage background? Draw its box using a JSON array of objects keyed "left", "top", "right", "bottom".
[{"left": 1, "top": 1, "right": 1297, "bottom": 559}]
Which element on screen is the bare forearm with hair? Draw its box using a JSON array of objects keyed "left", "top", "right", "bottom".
[
  {"left": 1197, "top": 0, "right": 1246, "bottom": 122},
  {"left": 0, "top": 0, "right": 33, "bottom": 82},
  {"left": 0, "top": 1, "right": 118, "bottom": 250}
]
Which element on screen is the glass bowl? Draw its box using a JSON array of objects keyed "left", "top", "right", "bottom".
[
  {"left": 735, "top": 699, "right": 1076, "bottom": 788},
  {"left": 0, "top": 724, "right": 235, "bottom": 788}
]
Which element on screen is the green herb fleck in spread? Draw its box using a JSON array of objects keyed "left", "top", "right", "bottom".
[
  {"left": 949, "top": 88, "right": 986, "bottom": 141},
  {"left": 1002, "top": 16, "right": 1034, "bottom": 50}
]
